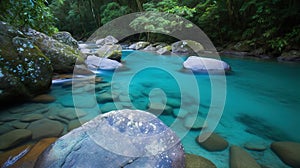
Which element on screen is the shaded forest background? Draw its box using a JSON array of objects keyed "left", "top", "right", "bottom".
[{"left": 0, "top": 0, "right": 299, "bottom": 56}]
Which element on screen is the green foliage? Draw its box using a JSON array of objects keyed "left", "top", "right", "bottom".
[
  {"left": 100, "top": 2, "right": 131, "bottom": 25},
  {"left": 0, "top": 0, "right": 57, "bottom": 35}
]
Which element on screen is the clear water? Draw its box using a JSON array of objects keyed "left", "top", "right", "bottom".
[{"left": 1, "top": 50, "right": 300, "bottom": 167}]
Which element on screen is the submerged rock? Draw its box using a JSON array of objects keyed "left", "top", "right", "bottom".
[
  {"left": 271, "top": 141, "right": 300, "bottom": 168},
  {"left": 244, "top": 141, "right": 268, "bottom": 151},
  {"left": 35, "top": 110, "right": 185, "bottom": 168},
  {"left": 185, "top": 153, "right": 217, "bottom": 168},
  {"left": 27, "top": 119, "right": 63, "bottom": 140},
  {"left": 196, "top": 132, "right": 229, "bottom": 151},
  {"left": 230, "top": 145, "right": 261, "bottom": 168},
  {"left": 31, "top": 94, "right": 56, "bottom": 103},
  {"left": 183, "top": 56, "right": 231, "bottom": 74},
  {"left": 0, "top": 129, "right": 32, "bottom": 150}
]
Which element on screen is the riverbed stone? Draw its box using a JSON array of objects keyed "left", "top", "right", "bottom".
[
  {"left": 196, "top": 133, "right": 229, "bottom": 151},
  {"left": 0, "top": 129, "right": 32, "bottom": 150},
  {"left": 11, "top": 121, "right": 29, "bottom": 129},
  {"left": 31, "top": 94, "right": 56, "bottom": 103},
  {"left": 147, "top": 102, "right": 173, "bottom": 115},
  {"left": 27, "top": 119, "right": 64, "bottom": 140},
  {"left": 21, "top": 113, "right": 44, "bottom": 122},
  {"left": 35, "top": 110, "right": 185, "bottom": 168},
  {"left": 0, "top": 116, "right": 18, "bottom": 122},
  {"left": 0, "top": 125, "right": 14, "bottom": 135},
  {"left": 67, "top": 119, "right": 89, "bottom": 131},
  {"left": 271, "top": 141, "right": 300, "bottom": 168},
  {"left": 185, "top": 153, "right": 217, "bottom": 168},
  {"left": 183, "top": 56, "right": 231, "bottom": 74},
  {"left": 230, "top": 145, "right": 261, "bottom": 168},
  {"left": 244, "top": 141, "right": 268, "bottom": 151},
  {"left": 100, "top": 102, "right": 118, "bottom": 113},
  {"left": 184, "top": 115, "right": 206, "bottom": 129},
  {"left": 173, "top": 109, "right": 189, "bottom": 118},
  {"left": 58, "top": 108, "right": 87, "bottom": 120}
]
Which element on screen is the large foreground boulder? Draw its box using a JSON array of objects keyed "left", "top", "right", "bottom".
[
  {"left": 183, "top": 56, "right": 231, "bottom": 74},
  {"left": 35, "top": 110, "right": 185, "bottom": 168},
  {"left": 0, "top": 21, "right": 53, "bottom": 104},
  {"left": 23, "top": 28, "right": 84, "bottom": 73}
]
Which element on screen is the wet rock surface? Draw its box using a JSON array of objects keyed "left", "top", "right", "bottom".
[{"left": 35, "top": 110, "right": 185, "bottom": 168}]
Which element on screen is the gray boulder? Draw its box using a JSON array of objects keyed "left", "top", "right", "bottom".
[
  {"left": 85, "top": 55, "right": 122, "bottom": 70},
  {"left": 0, "top": 22, "right": 53, "bottom": 104},
  {"left": 96, "top": 44, "right": 122, "bottom": 62},
  {"left": 172, "top": 40, "right": 204, "bottom": 55},
  {"left": 277, "top": 50, "right": 300, "bottom": 62},
  {"left": 96, "top": 35, "right": 118, "bottom": 45},
  {"left": 52, "top": 31, "right": 78, "bottom": 48},
  {"left": 183, "top": 56, "right": 231, "bottom": 74},
  {"left": 35, "top": 110, "right": 185, "bottom": 168},
  {"left": 23, "top": 28, "right": 84, "bottom": 73},
  {"left": 129, "top": 42, "right": 150, "bottom": 50}
]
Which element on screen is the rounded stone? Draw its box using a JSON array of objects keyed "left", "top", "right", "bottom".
[
  {"left": 31, "top": 94, "right": 56, "bottom": 103},
  {"left": 230, "top": 145, "right": 261, "bottom": 168},
  {"left": 58, "top": 108, "right": 87, "bottom": 120},
  {"left": 184, "top": 115, "right": 206, "bottom": 129},
  {"left": 173, "top": 108, "right": 189, "bottom": 118},
  {"left": 185, "top": 154, "right": 217, "bottom": 168},
  {"left": 197, "top": 133, "right": 229, "bottom": 151},
  {"left": 27, "top": 119, "right": 64, "bottom": 140},
  {"left": 244, "top": 141, "right": 268, "bottom": 151},
  {"left": 0, "top": 129, "right": 32, "bottom": 150},
  {"left": 20, "top": 114, "right": 44, "bottom": 122},
  {"left": 35, "top": 110, "right": 185, "bottom": 168},
  {"left": 271, "top": 141, "right": 300, "bottom": 168}
]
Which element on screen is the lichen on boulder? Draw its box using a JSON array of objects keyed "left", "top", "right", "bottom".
[{"left": 0, "top": 21, "right": 53, "bottom": 104}]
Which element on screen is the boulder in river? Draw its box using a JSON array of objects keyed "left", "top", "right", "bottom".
[
  {"left": 23, "top": 28, "right": 84, "bottom": 73},
  {"left": 52, "top": 31, "right": 78, "bottom": 49},
  {"left": 172, "top": 40, "right": 204, "bottom": 55},
  {"left": 129, "top": 41, "right": 150, "bottom": 50},
  {"left": 95, "top": 35, "right": 118, "bottom": 45},
  {"left": 183, "top": 56, "right": 231, "bottom": 74},
  {"left": 35, "top": 109, "right": 185, "bottom": 168},
  {"left": 271, "top": 141, "right": 300, "bottom": 168},
  {"left": 85, "top": 55, "right": 122, "bottom": 70},
  {"left": 0, "top": 22, "right": 53, "bottom": 104},
  {"left": 96, "top": 44, "right": 122, "bottom": 62},
  {"left": 230, "top": 145, "right": 261, "bottom": 168},
  {"left": 0, "top": 129, "right": 32, "bottom": 150},
  {"left": 27, "top": 119, "right": 64, "bottom": 140}
]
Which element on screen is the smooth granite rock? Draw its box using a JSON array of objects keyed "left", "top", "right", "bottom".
[
  {"left": 0, "top": 129, "right": 32, "bottom": 150},
  {"left": 230, "top": 145, "right": 261, "bottom": 168},
  {"left": 35, "top": 110, "right": 185, "bottom": 168},
  {"left": 183, "top": 56, "right": 231, "bottom": 74},
  {"left": 27, "top": 119, "right": 64, "bottom": 140},
  {"left": 196, "top": 133, "right": 229, "bottom": 151},
  {"left": 185, "top": 153, "right": 217, "bottom": 168},
  {"left": 271, "top": 141, "right": 300, "bottom": 168}
]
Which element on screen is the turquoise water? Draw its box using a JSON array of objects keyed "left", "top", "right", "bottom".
[{"left": 1, "top": 50, "right": 300, "bottom": 167}]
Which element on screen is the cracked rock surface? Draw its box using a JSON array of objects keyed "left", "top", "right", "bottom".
[{"left": 35, "top": 109, "right": 185, "bottom": 168}]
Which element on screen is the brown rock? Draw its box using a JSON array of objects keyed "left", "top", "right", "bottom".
[
  {"left": 20, "top": 114, "right": 44, "bottom": 122},
  {"left": 185, "top": 153, "right": 217, "bottom": 168},
  {"left": 31, "top": 94, "right": 56, "bottom": 103},
  {"left": 230, "top": 145, "right": 261, "bottom": 168},
  {"left": 0, "top": 129, "right": 32, "bottom": 150},
  {"left": 197, "top": 133, "right": 229, "bottom": 151},
  {"left": 244, "top": 141, "right": 268, "bottom": 151},
  {"left": 27, "top": 119, "right": 64, "bottom": 140},
  {"left": 271, "top": 141, "right": 300, "bottom": 168}
]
